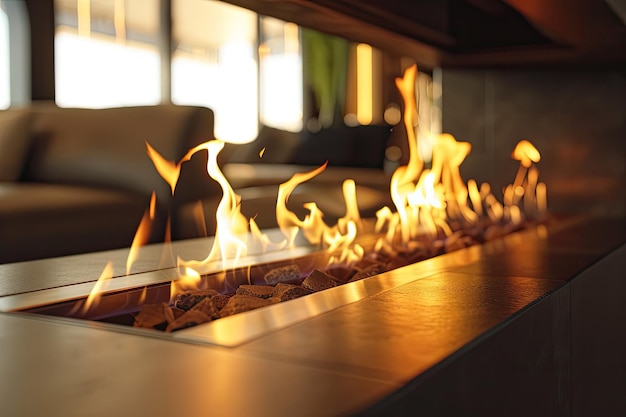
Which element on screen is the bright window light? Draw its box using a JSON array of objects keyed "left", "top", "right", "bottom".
[
  {"left": 259, "top": 20, "right": 303, "bottom": 132},
  {"left": 260, "top": 53, "right": 302, "bottom": 131},
  {"left": 172, "top": 42, "right": 258, "bottom": 144},
  {"left": 55, "top": 29, "right": 161, "bottom": 108},
  {"left": 0, "top": 6, "right": 10, "bottom": 109},
  {"left": 171, "top": 0, "right": 259, "bottom": 143},
  {"left": 171, "top": 55, "right": 220, "bottom": 109},
  {"left": 215, "top": 42, "right": 258, "bottom": 143}
]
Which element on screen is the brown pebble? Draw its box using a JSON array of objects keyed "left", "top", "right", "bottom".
[
  {"left": 302, "top": 269, "right": 337, "bottom": 292},
  {"left": 219, "top": 295, "right": 272, "bottom": 317},
  {"left": 211, "top": 294, "right": 232, "bottom": 310},
  {"left": 190, "top": 296, "right": 220, "bottom": 320},
  {"left": 133, "top": 302, "right": 175, "bottom": 330},
  {"left": 350, "top": 263, "right": 383, "bottom": 282},
  {"left": 236, "top": 285, "right": 276, "bottom": 299},
  {"left": 324, "top": 266, "right": 353, "bottom": 283},
  {"left": 274, "top": 283, "right": 313, "bottom": 301},
  {"left": 174, "top": 289, "right": 220, "bottom": 311},
  {"left": 263, "top": 264, "right": 301, "bottom": 285},
  {"left": 166, "top": 310, "right": 212, "bottom": 332},
  {"left": 172, "top": 307, "right": 185, "bottom": 319}
]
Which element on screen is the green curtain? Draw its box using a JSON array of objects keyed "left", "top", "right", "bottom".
[{"left": 302, "top": 28, "right": 349, "bottom": 128}]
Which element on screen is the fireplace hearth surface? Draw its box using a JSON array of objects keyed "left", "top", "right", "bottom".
[{"left": 1, "top": 216, "right": 624, "bottom": 417}]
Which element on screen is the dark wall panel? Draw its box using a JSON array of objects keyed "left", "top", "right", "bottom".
[{"left": 442, "top": 69, "right": 626, "bottom": 217}]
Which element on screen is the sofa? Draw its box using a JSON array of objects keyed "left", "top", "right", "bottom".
[
  {"left": 0, "top": 103, "right": 394, "bottom": 264},
  {"left": 0, "top": 102, "right": 219, "bottom": 263}
]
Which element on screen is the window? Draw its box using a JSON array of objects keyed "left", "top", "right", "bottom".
[
  {"left": 54, "top": 0, "right": 161, "bottom": 108},
  {"left": 0, "top": 3, "right": 10, "bottom": 109},
  {"left": 259, "top": 17, "right": 303, "bottom": 132},
  {"left": 48, "top": 0, "right": 434, "bottom": 149},
  {"left": 172, "top": 0, "right": 258, "bottom": 143},
  {"left": 0, "top": 0, "right": 28, "bottom": 107}
]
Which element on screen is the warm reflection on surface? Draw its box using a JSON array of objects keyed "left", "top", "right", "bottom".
[{"left": 238, "top": 271, "right": 564, "bottom": 382}]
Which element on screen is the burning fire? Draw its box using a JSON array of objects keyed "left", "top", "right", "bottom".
[
  {"left": 81, "top": 64, "right": 547, "bottom": 313},
  {"left": 80, "top": 261, "right": 114, "bottom": 315},
  {"left": 126, "top": 191, "right": 156, "bottom": 275},
  {"left": 371, "top": 67, "right": 546, "bottom": 251}
]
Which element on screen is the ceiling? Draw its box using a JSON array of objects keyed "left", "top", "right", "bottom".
[{"left": 222, "top": 0, "right": 626, "bottom": 68}]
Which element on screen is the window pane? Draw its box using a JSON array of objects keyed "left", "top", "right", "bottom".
[
  {"left": 172, "top": 0, "right": 258, "bottom": 143},
  {"left": 0, "top": 4, "right": 9, "bottom": 109},
  {"left": 259, "top": 17, "right": 302, "bottom": 132},
  {"left": 54, "top": 0, "right": 161, "bottom": 108}
]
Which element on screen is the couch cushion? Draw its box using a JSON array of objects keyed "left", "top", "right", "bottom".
[
  {"left": 0, "top": 183, "right": 156, "bottom": 263},
  {"left": 0, "top": 109, "right": 32, "bottom": 181},
  {"left": 22, "top": 103, "right": 215, "bottom": 207}
]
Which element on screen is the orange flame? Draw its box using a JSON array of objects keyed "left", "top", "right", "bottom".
[
  {"left": 170, "top": 266, "right": 202, "bottom": 302},
  {"left": 512, "top": 139, "right": 541, "bottom": 168},
  {"left": 82, "top": 261, "right": 114, "bottom": 315},
  {"left": 505, "top": 140, "right": 545, "bottom": 222},
  {"left": 337, "top": 179, "right": 362, "bottom": 233},
  {"left": 394, "top": 64, "right": 423, "bottom": 183},
  {"left": 321, "top": 179, "right": 366, "bottom": 265},
  {"left": 146, "top": 142, "right": 182, "bottom": 195},
  {"left": 176, "top": 140, "right": 249, "bottom": 268},
  {"left": 272, "top": 164, "right": 367, "bottom": 265},
  {"left": 204, "top": 140, "right": 249, "bottom": 262},
  {"left": 276, "top": 162, "right": 328, "bottom": 246},
  {"left": 376, "top": 64, "right": 546, "bottom": 253},
  {"left": 126, "top": 191, "right": 156, "bottom": 275}
]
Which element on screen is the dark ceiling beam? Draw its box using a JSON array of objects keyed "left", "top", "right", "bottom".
[
  {"left": 220, "top": 0, "right": 626, "bottom": 67},
  {"left": 222, "top": 0, "right": 451, "bottom": 69},
  {"left": 503, "top": 0, "right": 626, "bottom": 65},
  {"left": 505, "top": 0, "right": 626, "bottom": 46}
]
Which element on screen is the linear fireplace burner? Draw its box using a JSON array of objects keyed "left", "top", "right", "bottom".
[
  {"left": 10, "top": 219, "right": 522, "bottom": 344},
  {"left": 2, "top": 215, "right": 620, "bottom": 346},
  {"left": 1, "top": 215, "right": 624, "bottom": 416},
  {"left": 5, "top": 63, "right": 552, "bottom": 342}
]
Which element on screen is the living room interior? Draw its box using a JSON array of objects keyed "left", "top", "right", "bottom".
[
  {"left": 1, "top": 1, "right": 625, "bottom": 416},
  {"left": 2, "top": 0, "right": 624, "bottom": 263}
]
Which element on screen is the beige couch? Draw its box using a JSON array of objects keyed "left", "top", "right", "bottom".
[
  {"left": 0, "top": 104, "right": 394, "bottom": 264},
  {"left": 0, "top": 103, "right": 218, "bottom": 263}
]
